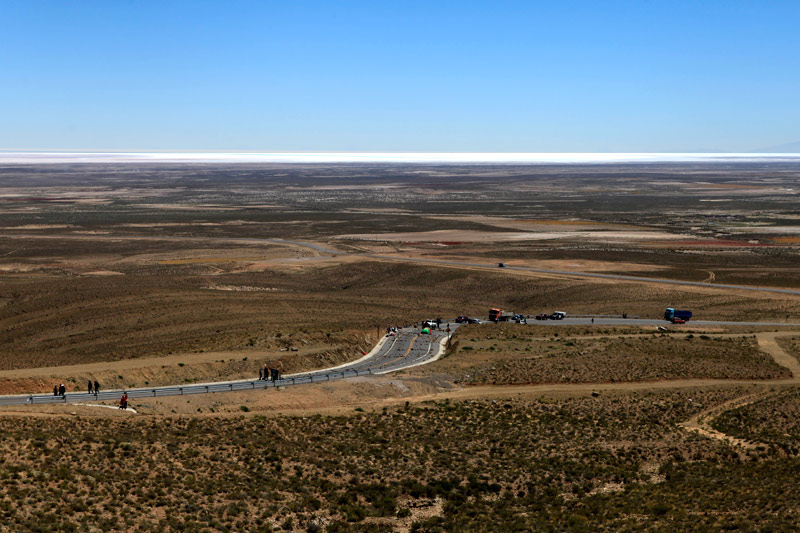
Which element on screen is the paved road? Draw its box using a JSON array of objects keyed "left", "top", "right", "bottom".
[
  {"left": 0, "top": 325, "right": 453, "bottom": 407},
  {"left": 520, "top": 317, "right": 800, "bottom": 328},
  {"left": 2, "top": 316, "right": 800, "bottom": 408},
  {"left": 8, "top": 233, "right": 800, "bottom": 297},
  {"left": 3, "top": 234, "right": 800, "bottom": 408},
  {"left": 362, "top": 253, "right": 800, "bottom": 297}
]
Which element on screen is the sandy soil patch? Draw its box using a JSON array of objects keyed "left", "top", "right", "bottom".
[
  {"left": 239, "top": 254, "right": 367, "bottom": 271},
  {"left": 345, "top": 207, "right": 416, "bottom": 213},
  {"left": 205, "top": 284, "right": 282, "bottom": 292},
  {"left": 429, "top": 215, "right": 645, "bottom": 231},
  {"left": 736, "top": 226, "right": 800, "bottom": 234},
  {"left": 336, "top": 229, "right": 691, "bottom": 243},
  {"left": 159, "top": 256, "right": 273, "bottom": 264},
  {"left": 515, "top": 258, "right": 667, "bottom": 273},
  {"left": 82, "top": 270, "right": 124, "bottom": 276}
]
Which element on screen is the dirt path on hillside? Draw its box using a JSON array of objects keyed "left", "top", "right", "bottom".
[
  {"left": 397, "top": 331, "right": 800, "bottom": 449},
  {"left": 679, "top": 393, "right": 763, "bottom": 449},
  {"left": 757, "top": 332, "right": 800, "bottom": 376},
  {"left": 676, "top": 331, "right": 800, "bottom": 448}
]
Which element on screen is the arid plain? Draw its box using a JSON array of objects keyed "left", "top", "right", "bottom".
[{"left": 2, "top": 162, "right": 800, "bottom": 530}]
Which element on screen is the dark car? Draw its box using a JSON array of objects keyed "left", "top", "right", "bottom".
[
  {"left": 467, "top": 317, "right": 482, "bottom": 324},
  {"left": 536, "top": 314, "right": 549, "bottom": 320},
  {"left": 455, "top": 315, "right": 469, "bottom": 323}
]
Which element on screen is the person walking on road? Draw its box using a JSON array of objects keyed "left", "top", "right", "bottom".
[
  {"left": 53, "top": 385, "right": 58, "bottom": 397},
  {"left": 88, "top": 380, "right": 93, "bottom": 394},
  {"left": 93, "top": 380, "right": 100, "bottom": 396},
  {"left": 258, "top": 367, "right": 263, "bottom": 380},
  {"left": 58, "top": 383, "right": 66, "bottom": 397}
]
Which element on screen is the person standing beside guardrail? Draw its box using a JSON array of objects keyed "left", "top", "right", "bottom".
[{"left": 93, "top": 380, "right": 100, "bottom": 396}]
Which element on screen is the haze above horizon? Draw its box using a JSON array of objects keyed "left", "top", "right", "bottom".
[
  {"left": 3, "top": 152, "right": 800, "bottom": 165},
  {"left": 2, "top": 1, "right": 799, "bottom": 153}
]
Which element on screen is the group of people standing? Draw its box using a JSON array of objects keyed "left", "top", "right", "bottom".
[
  {"left": 258, "top": 365, "right": 281, "bottom": 382},
  {"left": 51, "top": 379, "right": 101, "bottom": 399}
]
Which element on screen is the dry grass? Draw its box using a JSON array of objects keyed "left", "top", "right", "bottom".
[
  {"left": 432, "top": 325, "right": 789, "bottom": 384},
  {"left": 2, "top": 387, "right": 783, "bottom": 531},
  {"left": 712, "top": 386, "right": 800, "bottom": 453}
]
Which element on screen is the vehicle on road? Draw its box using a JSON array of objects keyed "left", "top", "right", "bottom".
[
  {"left": 498, "top": 262, "right": 505, "bottom": 268},
  {"left": 535, "top": 313, "right": 550, "bottom": 320},
  {"left": 671, "top": 318, "right": 686, "bottom": 324},
  {"left": 422, "top": 320, "right": 438, "bottom": 329},
  {"left": 489, "top": 308, "right": 514, "bottom": 322},
  {"left": 664, "top": 308, "right": 692, "bottom": 322},
  {"left": 467, "top": 317, "right": 482, "bottom": 324},
  {"left": 455, "top": 315, "right": 469, "bottom": 323},
  {"left": 550, "top": 311, "right": 567, "bottom": 320}
]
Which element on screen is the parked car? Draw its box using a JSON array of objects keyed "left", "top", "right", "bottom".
[
  {"left": 467, "top": 317, "right": 482, "bottom": 324},
  {"left": 550, "top": 311, "right": 567, "bottom": 320},
  {"left": 671, "top": 317, "right": 686, "bottom": 324},
  {"left": 455, "top": 315, "right": 469, "bottom": 323},
  {"left": 498, "top": 262, "right": 505, "bottom": 268},
  {"left": 536, "top": 314, "right": 550, "bottom": 320}
]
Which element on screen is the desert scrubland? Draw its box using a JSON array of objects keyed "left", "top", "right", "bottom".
[{"left": 1, "top": 162, "right": 800, "bottom": 530}]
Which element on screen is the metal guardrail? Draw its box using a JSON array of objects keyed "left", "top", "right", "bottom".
[
  {"left": 0, "top": 367, "right": 376, "bottom": 407},
  {"left": 0, "top": 327, "right": 452, "bottom": 408}
]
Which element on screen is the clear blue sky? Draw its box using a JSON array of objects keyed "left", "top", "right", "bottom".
[{"left": 1, "top": 1, "right": 798, "bottom": 152}]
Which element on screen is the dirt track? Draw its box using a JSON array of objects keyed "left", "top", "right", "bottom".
[{"left": 396, "top": 331, "right": 800, "bottom": 448}]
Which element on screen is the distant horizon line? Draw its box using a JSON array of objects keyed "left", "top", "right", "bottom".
[{"left": 2, "top": 151, "right": 800, "bottom": 164}]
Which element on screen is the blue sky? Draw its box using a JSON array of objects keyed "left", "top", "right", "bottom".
[{"left": 1, "top": 1, "right": 798, "bottom": 152}]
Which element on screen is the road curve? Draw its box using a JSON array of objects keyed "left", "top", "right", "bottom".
[
  {"left": 0, "top": 325, "right": 453, "bottom": 407},
  {"left": 3, "top": 316, "right": 800, "bottom": 408}
]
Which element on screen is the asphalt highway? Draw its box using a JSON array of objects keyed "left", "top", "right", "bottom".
[
  {"left": 0, "top": 325, "right": 453, "bottom": 407},
  {"left": 8, "top": 233, "right": 800, "bottom": 297},
  {"left": 2, "top": 316, "right": 800, "bottom": 408},
  {"left": 521, "top": 317, "right": 800, "bottom": 328},
  {"left": 3, "top": 237, "right": 800, "bottom": 408}
]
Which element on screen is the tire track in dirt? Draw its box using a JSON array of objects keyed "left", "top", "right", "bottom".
[
  {"left": 678, "top": 332, "right": 800, "bottom": 448},
  {"left": 396, "top": 331, "right": 800, "bottom": 450}
]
